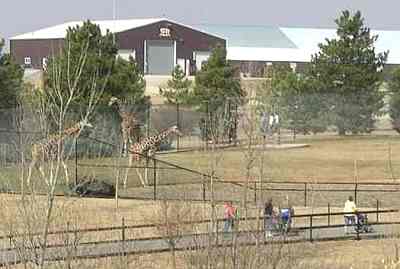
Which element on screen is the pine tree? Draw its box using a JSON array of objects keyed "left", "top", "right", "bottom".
[
  {"left": 310, "top": 10, "right": 388, "bottom": 135},
  {"left": 0, "top": 39, "right": 24, "bottom": 107},
  {"left": 159, "top": 65, "right": 192, "bottom": 105},
  {"left": 107, "top": 56, "right": 148, "bottom": 105},
  {"left": 44, "top": 20, "right": 117, "bottom": 104},
  {"left": 388, "top": 69, "right": 400, "bottom": 132},
  {"left": 193, "top": 46, "right": 245, "bottom": 112},
  {"left": 193, "top": 46, "right": 245, "bottom": 142}
]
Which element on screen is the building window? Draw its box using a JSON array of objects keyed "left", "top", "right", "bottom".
[{"left": 24, "top": 57, "right": 32, "bottom": 66}]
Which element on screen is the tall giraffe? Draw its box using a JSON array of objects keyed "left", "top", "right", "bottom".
[
  {"left": 125, "top": 125, "right": 183, "bottom": 187},
  {"left": 108, "top": 97, "right": 141, "bottom": 156},
  {"left": 27, "top": 120, "right": 93, "bottom": 186}
]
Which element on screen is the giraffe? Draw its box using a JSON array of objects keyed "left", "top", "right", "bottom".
[
  {"left": 125, "top": 125, "right": 183, "bottom": 187},
  {"left": 27, "top": 120, "right": 93, "bottom": 186},
  {"left": 108, "top": 97, "right": 141, "bottom": 156}
]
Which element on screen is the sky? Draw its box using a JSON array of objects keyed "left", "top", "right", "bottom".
[{"left": 2, "top": 0, "right": 400, "bottom": 47}]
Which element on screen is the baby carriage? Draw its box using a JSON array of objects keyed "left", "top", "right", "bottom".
[
  {"left": 354, "top": 212, "right": 373, "bottom": 233},
  {"left": 278, "top": 208, "right": 292, "bottom": 234}
]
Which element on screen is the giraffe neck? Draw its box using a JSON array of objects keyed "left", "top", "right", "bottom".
[
  {"left": 52, "top": 124, "right": 81, "bottom": 142},
  {"left": 155, "top": 128, "right": 174, "bottom": 142},
  {"left": 139, "top": 128, "right": 174, "bottom": 150}
]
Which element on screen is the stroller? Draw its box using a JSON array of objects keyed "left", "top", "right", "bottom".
[
  {"left": 278, "top": 208, "right": 293, "bottom": 234},
  {"left": 354, "top": 212, "right": 373, "bottom": 233}
]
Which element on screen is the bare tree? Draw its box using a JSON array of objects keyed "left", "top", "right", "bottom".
[{"left": 0, "top": 33, "right": 111, "bottom": 268}]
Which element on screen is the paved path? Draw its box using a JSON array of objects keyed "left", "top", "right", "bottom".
[{"left": 0, "top": 224, "right": 395, "bottom": 266}]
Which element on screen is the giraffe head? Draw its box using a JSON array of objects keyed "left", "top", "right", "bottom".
[
  {"left": 108, "top": 97, "right": 119, "bottom": 107},
  {"left": 168, "top": 125, "right": 183, "bottom": 137}
]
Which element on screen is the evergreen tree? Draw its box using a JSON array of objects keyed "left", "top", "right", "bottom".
[
  {"left": 44, "top": 20, "right": 117, "bottom": 105},
  {"left": 258, "top": 63, "right": 327, "bottom": 135},
  {"left": 388, "top": 69, "right": 400, "bottom": 133},
  {"left": 193, "top": 46, "right": 245, "bottom": 142},
  {"left": 0, "top": 39, "right": 24, "bottom": 107},
  {"left": 159, "top": 65, "right": 192, "bottom": 105},
  {"left": 310, "top": 10, "right": 387, "bottom": 135},
  {"left": 193, "top": 46, "right": 245, "bottom": 112},
  {"left": 107, "top": 56, "right": 149, "bottom": 105},
  {"left": 271, "top": 65, "right": 327, "bottom": 134}
]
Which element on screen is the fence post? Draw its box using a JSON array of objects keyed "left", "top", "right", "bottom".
[
  {"left": 216, "top": 219, "right": 219, "bottom": 245},
  {"left": 254, "top": 181, "right": 257, "bottom": 203},
  {"left": 356, "top": 223, "right": 360, "bottom": 241},
  {"left": 328, "top": 203, "right": 331, "bottom": 226},
  {"left": 153, "top": 158, "right": 157, "bottom": 200},
  {"left": 122, "top": 217, "right": 126, "bottom": 256},
  {"left": 75, "top": 137, "right": 78, "bottom": 186},
  {"left": 309, "top": 215, "right": 313, "bottom": 242},
  {"left": 176, "top": 103, "right": 180, "bottom": 151},
  {"left": 304, "top": 183, "right": 307, "bottom": 207},
  {"left": 376, "top": 200, "right": 379, "bottom": 223},
  {"left": 122, "top": 217, "right": 126, "bottom": 242},
  {"left": 202, "top": 181, "right": 206, "bottom": 202},
  {"left": 354, "top": 183, "right": 358, "bottom": 204}
]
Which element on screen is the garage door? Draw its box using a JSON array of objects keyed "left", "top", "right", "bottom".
[{"left": 146, "top": 40, "right": 175, "bottom": 75}]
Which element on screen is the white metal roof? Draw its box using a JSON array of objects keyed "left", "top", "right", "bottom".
[
  {"left": 227, "top": 47, "right": 305, "bottom": 62},
  {"left": 10, "top": 18, "right": 165, "bottom": 40},
  {"left": 11, "top": 20, "right": 400, "bottom": 64},
  {"left": 228, "top": 27, "right": 400, "bottom": 64}
]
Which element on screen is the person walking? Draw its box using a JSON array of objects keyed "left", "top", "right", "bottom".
[
  {"left": 264, "top": 199, "right": 275, "bottom": 238},
  {"left": 223, "top": 201, "right": 235, "bottom": 233},
  {"left": 344, "top": 196, "right": 357, "bottom": 234}
]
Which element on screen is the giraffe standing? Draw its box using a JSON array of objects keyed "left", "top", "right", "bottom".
[
  {"left": 125, "top": 125, "right": 183, "bottom": 187},
  {"left": 27, "top": 120, "right": 93, "bottom": 186},
  {"left": 108, "top": 97, "right": 141, "bottom": 156}
]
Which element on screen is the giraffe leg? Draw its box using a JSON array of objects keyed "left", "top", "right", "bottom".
[
  {"left": 38, "top": 164, "right": 47, "bottom": 185},
  {"left": 144, "top": 150, "right": 155, "bottom": 186},
  {"left": 27, "top": 160, "right": 36, "bottom": 186},
  {"left": 62, "top": 160, "right": 69, "bottom": 186},
  {"left": 124, "top": 153, "right": 132, "bottom": 189},
  {"left": 122, "top": 130, "right": 128, "bottom": 157},
  {"left": 135, "top": 167, "right": 146, "bottom": 187}
]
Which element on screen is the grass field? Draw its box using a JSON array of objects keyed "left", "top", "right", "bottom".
[
  {"left": 2, "top": 134, "right": 400, "bottom": 207},
  {"left": 70, "top": 134, "right": 400, "bottom": 185}
]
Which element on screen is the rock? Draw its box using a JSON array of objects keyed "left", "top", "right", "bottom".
[{"left": 69, "top": 177, "right": 115, "bottom": 197}]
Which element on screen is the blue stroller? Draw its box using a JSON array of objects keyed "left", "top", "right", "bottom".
[
  {"left": 354, "top": 212, "right": 373, "bottom": 233},
  {"left": 278, "top": 208, "right": 292, "bottom": 234}
]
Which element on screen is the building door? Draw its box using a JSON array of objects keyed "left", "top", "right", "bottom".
[{"left": 146, "top": 40, "right": 175, "bottom": 75}]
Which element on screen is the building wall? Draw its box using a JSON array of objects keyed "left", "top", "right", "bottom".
[
  {"left": 117, "top": 20, "right": 225, "bottom": 74},
  {"left": 10, "top": 20, "right": 225, "bottom": 74},
  {"left": 10, "top": 39, "right": 64, "bottom": 69}
]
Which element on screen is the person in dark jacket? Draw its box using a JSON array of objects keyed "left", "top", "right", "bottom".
[{"left": 264, "top": 198, "right": 275, "bottom": 238}]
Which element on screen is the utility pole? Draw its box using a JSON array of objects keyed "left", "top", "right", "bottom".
[{"left": 112, "top": 0, "right": 116, "bottom": 44}]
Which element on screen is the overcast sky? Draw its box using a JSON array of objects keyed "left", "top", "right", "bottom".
[{"left": 2, "top": 0, "right": 400, "bottom": 43}]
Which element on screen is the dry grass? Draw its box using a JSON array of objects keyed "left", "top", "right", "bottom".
[
  {"left": 10, "top": 238, "right": 400, "bottom": 269},
  {"left": 2, "top": 134, "right": 400, "bottom": 192}
]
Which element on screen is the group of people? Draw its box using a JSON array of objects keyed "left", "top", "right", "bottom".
[
  {"left": 222, "top": 196, "right": 366, "bottom": 238},
  {"left": 223, "top": 199, "right": 294, "bottom": 238},
  {"left": 260, "top": 112, "right": 280, "bottom": 137},
  {"left": 264, "top": 199, "right": 294, "bottom": 237}
]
